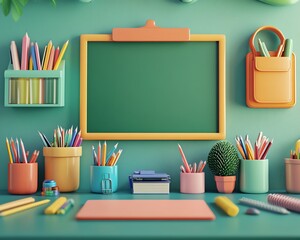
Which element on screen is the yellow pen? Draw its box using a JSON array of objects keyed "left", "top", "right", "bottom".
[{"left": 53, "top": 40, "right": 69, "bottom": 70}]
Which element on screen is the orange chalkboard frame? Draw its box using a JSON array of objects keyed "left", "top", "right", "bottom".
[{"left": 80, "top": 20, "right": 226, "bottom": 140}]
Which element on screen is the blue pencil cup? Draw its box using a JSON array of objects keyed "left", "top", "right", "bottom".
[{"left": 90, "top": 166, "right": 118, "bottom": 194}]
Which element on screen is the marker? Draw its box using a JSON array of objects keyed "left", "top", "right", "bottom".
[
  {"left": 57, "top": 199, "right": 74, "bottom": 215},
  {"left": 283, "top": 39, "right": 293, "bottom": 58}
]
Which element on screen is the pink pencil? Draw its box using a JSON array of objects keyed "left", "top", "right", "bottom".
[
  {"left": 178, "top": 144, "right": 190, "bottom": 173},
  {"left": 34, "top": 42, "right": 41, "bottom": 70},
  {"left": 21, "top": 33, "right": 30, "bottom": 70}
]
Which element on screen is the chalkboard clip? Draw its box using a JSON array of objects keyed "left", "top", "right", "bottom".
[{"left": 112, "top": 19, "right": 190, "bottom": 42}]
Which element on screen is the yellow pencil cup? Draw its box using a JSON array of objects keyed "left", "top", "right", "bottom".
[{"left": 43, "top": 147, "right": 82, "bottom": 192}]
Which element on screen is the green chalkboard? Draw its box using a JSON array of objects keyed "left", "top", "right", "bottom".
[{"left": 80, "top": 34, "right": 225, "bottom": 140}]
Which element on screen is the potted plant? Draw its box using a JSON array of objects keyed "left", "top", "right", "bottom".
[{"left": 207, "top": 141, "right": 240, "bottom": 193}]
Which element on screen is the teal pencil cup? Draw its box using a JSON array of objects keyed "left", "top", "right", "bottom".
[
  {"left": 240, "top": 159, "right": 269, "bottom": 193},
  {"left": 90, "top": 166, "right": 118, "bottom": 194}
]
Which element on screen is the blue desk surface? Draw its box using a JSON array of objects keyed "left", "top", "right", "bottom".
[{"left": 0, "top": 191, "right": 299, "bottom": 239}]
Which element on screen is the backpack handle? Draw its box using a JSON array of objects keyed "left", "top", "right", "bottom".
[{"left": 249, "top": 26, "right": 285, "bottom": 56}]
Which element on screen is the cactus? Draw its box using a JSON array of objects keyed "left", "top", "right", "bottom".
[{"left": 207, "top": 141, "right": 240, "bottom": 176}]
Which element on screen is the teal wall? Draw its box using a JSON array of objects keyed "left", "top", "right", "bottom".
[{"left": 0, "top": 0, "right": 299, "bottom": 193}]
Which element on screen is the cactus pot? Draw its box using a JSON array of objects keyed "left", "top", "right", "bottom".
[{"left": 214, "top": 175, "right": 236, "bottom": 193}]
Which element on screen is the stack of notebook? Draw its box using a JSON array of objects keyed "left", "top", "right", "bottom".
[{"left": 129, "top": 170, "right": 170, "bottom": 194}]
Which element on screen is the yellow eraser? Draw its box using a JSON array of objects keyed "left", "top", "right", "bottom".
[
  {"left": 44, "top": 197, "right": 67, "bottom": 215},
  {"left": 215, "top": 196, "right": 239, "bottom": 217}
]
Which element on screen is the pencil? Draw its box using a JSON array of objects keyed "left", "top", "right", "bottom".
[
  {"left": 178, "top": 144, "right": 191, "bottom": 173},
  {"left": 0, "top": 199, "right": 50, "bottom": 217},
  {"left": 0, "top": 197, "right": 35, "bottom": 212},
  {"left": 112, "top": 149, "right": 123, "bottom": 166},
  {"left": 53, "top": 40, "right": 69, "bottom": 70},
  {"left": 261, "top": 139, "right": 273, "bottom": 160},
  {"left": 101, "top": 141, "right": 107, "bottom": 166},
  {"left": 6, "top": 138, "right": 13, "bottom": 164},
  {"left": 20, "top": 139, "right": 28, "bottom": 163},
  {"left": 97, "top": 141, "right": 101, "bottom": 166}
]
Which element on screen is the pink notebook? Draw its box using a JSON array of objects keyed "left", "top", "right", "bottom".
[{"left": 76, "top": 200, "right": 215, "bottom": 220}]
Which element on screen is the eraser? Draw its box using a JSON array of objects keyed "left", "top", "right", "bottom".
[{"left": 215, "top": 196, "right": 239, "bottom": 217}]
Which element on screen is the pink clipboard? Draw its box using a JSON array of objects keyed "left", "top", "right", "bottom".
[{"left": 76, "top": 200, "right": 215, "bottom": 220}]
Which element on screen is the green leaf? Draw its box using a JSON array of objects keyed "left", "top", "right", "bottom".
[
  {"left": 51, "top": 0, "right": 56, "bottom": 7},
  {"left": 11, "top": 0, "right": 22, "bottom": 21},
  {"left": 1, "top": 0, "right": 12, "bottom": 16},
  {"left": 18, "top": 0, "right": 29, "bottom": 7}
]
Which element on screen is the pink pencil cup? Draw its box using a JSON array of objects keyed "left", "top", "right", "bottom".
[
  {"left": 180, "top": 172, "right": 205, "bottom": 194},
  {"left": 8, "top": 163, "right": 38, "bottom": 195},
  {"left": 285, "top": 158, "right": 300, "bottom": 193}
]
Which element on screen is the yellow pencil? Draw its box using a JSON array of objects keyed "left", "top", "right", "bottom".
[
  {"left": 0, "top": 197, "right": 35, "bottom": 212},
  {"left": 6, "top": 137, "right": 13, "bottom": 163},
  {"left": 112, "top": 149, "right": 123, "bottom": 166},
  {"left": 0, "top": 199, "right": 50, "bottom": 217},
  {"left": 42, "top": 40, "right": 53, "bottom": 70},
  {"left": 101, "top": 141, "right": 107, "bottom": 166},
  {"left": 53, "top": 40, "right": 69, "bottom": 70}
]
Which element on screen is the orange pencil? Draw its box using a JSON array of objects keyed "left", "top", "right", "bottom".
[
  {"left": 178, "top": 144, "right": 191, "bottom": 173},
  {"left": 29, "top": 150, "right": 37, "bottom": 163}
]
